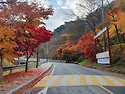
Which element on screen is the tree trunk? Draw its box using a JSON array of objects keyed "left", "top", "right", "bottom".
[
  {"left": 25, "top": 51, "right": 29, "bottom": 72},
  {"left": 0, "top": 54, "right": 3, "bottom": 82},
  {"left": 114, "top": 24, "right": 123, "bottom": 52},
  {"left": 36, "top": 49, "right": 39, "bottom": 68}
]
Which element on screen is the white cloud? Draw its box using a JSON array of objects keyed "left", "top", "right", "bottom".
[
  {"left": 57, "top": 0, "right": 63, "bottom": 6},
  {"left": 44, "top": 7, "right": 72, "bottom": 31},
  {"left": 19, "top": 0, "right": 114, "bottom": 31},
  {"left": 44, "top": 0, "right": 80, "bottom": 31}
]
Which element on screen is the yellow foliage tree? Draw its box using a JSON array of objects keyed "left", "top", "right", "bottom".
[
  {"left": 61, "top": 33, "right": 71, "bottom": 39},
  {"left": 0, "top": 25, "right": 18, "bottom": 82}
]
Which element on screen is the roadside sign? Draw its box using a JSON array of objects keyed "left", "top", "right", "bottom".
[
  {"left": 96, "top": 51, "right": 110, "bottom": 64},
  {"left": 94, "top": 27, "right": 107, "bottom": 39},
  {"left": 94, "top": 27, "right": 111, "bottom": 65}
]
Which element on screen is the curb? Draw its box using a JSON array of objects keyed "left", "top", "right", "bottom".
[{"left": 7, "top": 63, "right": 53, "bottom": 94}]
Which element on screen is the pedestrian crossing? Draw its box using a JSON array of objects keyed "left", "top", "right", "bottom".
[{"left": 35, "top": 75, "right": 125, "bottom": 87}]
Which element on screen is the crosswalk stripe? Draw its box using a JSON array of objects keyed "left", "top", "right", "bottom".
[
  {"left": 35, "top": 75, "right": 125, "bottom": 87},
  {"left": 119, "top": 78, "right": 125, "bottom": 82},
  {"left": 35, "top": 76, "right": 53, "bottom": 87},
  {"left": 73, "top": 75, "right": 80, "bottom": 85},
  {"left": 52, "top": 75, "right": 64, "bottom": 86},
  {"left": 110, "top": 76, "right": 125, "bottom": 85},
  {"left": 100, "top": 76, "right": 116, "bottom": 86},
  {"left": 85, "top": 75, "right": 93, "bottom": 85},
  {"left": 45, "top": 76, "right": 59, "bottom": 86},
  {"left": 59, "top": 75, "right": 69, "bottom": 85},
  {"left": 105, "top": 76, "right": 122, "bottom": 85},
  {"left": 66, "top": 75, "right": 74, "bottom": 85},
  {"left": 95, "top": 76, "right": 108, "bottom": 85},
  {"left": 80, "top": 75, "right": 87, "bottom": 85},
  {"left": 91, "top": 75, "right": 101, "bottom": 85}
]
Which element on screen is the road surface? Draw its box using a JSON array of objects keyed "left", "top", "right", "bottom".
[{"left": 28, "top": 63, "right": 125, "bottom": 94}]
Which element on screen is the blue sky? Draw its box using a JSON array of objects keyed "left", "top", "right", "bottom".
[{"left": 48, "top": 0, "right": 66, "bottom": 8}]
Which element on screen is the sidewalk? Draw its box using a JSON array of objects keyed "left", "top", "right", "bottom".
[
  {"left": 39, "top": 62, "right": 53, "bottom": 70},
  {"left": 0, "top": 63, "right": 53, "bottom": 94}
]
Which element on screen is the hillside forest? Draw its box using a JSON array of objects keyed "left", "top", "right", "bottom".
[{"left": 42, "top": 0, "right": 125, "bottom": 66}]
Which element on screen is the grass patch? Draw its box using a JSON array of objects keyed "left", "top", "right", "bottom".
[
  {"left": 78, "top": 59, "right": 125, "bottom": 75},
  {"left": 3, "top": 65, "right": 37, "bottom": 76},
  {"left": 3, "top": 59, "right": 14, "bottom": 67},
  {"left": 79, "top": 59, "right": 92, "bottom": 66},
  {"left": 113, "top": 66, "right": 122, "bottom": 71}
]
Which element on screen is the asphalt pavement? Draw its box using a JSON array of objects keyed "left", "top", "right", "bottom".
[{"left": 28, "top": 63, "right": 125, "bottom": 94}]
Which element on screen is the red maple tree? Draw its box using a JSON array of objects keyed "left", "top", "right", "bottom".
[
  {"left": 14, "top": 26, "right": 53, "bottom": 72},
  {"left": 77, "top": 31, "right": 96, "bottom": 59}
]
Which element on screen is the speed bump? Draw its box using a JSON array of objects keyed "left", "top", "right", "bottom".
[{"left": 35, "top": 75, "right": 125, "bottom": 87}]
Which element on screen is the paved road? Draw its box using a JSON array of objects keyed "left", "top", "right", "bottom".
[{"left": 28, "top": 63, "right": 125, "bottom": 94}]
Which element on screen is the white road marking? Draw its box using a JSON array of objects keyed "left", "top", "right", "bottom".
[
  {"left": 37, "top": 87, "right": 48, "bottom": 94},
  {"left": 73, "top": 75, "right": 80, "bottom": 85},
  {"left": 45, "top": 76, "right": 59, "bottom": 86},
  {"left": 85, "top": 75, "right": 93, "bottom": 84},
  {"left": 105, "top": 76, "right": 122, "bottom": 85},
  {"left": 59, "top": 75, "right": 69, "bottom": 85},
  {"left": 95, "top": 76, "right": 108, "bottom": 85}
]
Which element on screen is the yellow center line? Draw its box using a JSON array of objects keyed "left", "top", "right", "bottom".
[
  {"left": 100, "top": 86, "right": 115, "bottom": 94},
  {"left": 68, "top": 66, "right": 82, "bottom": 75}
]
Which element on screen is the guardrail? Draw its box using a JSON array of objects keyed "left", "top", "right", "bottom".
[
  {"left": 3, "top": 66, "right": 23, "bottom": 74},
  {"left": 49, "top": 59, "right": 66, "bottom": 63}
]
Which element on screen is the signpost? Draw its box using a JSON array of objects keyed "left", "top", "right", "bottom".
[
  {"left": 96, "top": 51, "right": 110, "bottom": 64},
  {"left": 94, "top": 27, "right": 111, "bottom": 65}
]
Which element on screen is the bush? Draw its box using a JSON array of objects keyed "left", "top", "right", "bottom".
[
  {"left": 77, "top": 57, "right": 86, "bottom": 63},
  {"left": 111, "top": 43, "right": 125, "bottom": 65},
  {"left": 78, "top": 59, "right": 92, "bottom": 66}
]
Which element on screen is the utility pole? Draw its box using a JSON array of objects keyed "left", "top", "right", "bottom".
[
  {"left": 102, "top": 0, "right": 106, "bottom": 52},
  {"left": 46, "top": 42, "right": 48, "bottom": 63}
]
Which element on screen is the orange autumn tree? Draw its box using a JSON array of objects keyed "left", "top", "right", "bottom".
[
  {"left": 0, "top": 1, "right": 53, "bottom": 81},
  {"left": 105, "top": 2, "right": 125, "bottom": 63},
  {"left": 55, "top": 40, "right": 80, "bottom": 63},
  {"left": 117, "top": 0, "right": 125, "bottom": 36},
  {"left": 117, "top": 0, "right": 125, "bottom": 60},
  {"left": 62, "top": 43, "right": 79, "bottom": 63},
  {"left": 0, "top": 6, "right": 20, "bottom": 81},
  {"left": 105, "top": 4, "right": 124, "bottom": 52},
  {"left": 0, "top": 25, "right": 18, "bottom": 82},
  {"left": 55, "top": 41, "right": 70, "bottom": 60},
  {"left": 0, "top": 2, "right": 53, "bottom": 30}
]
